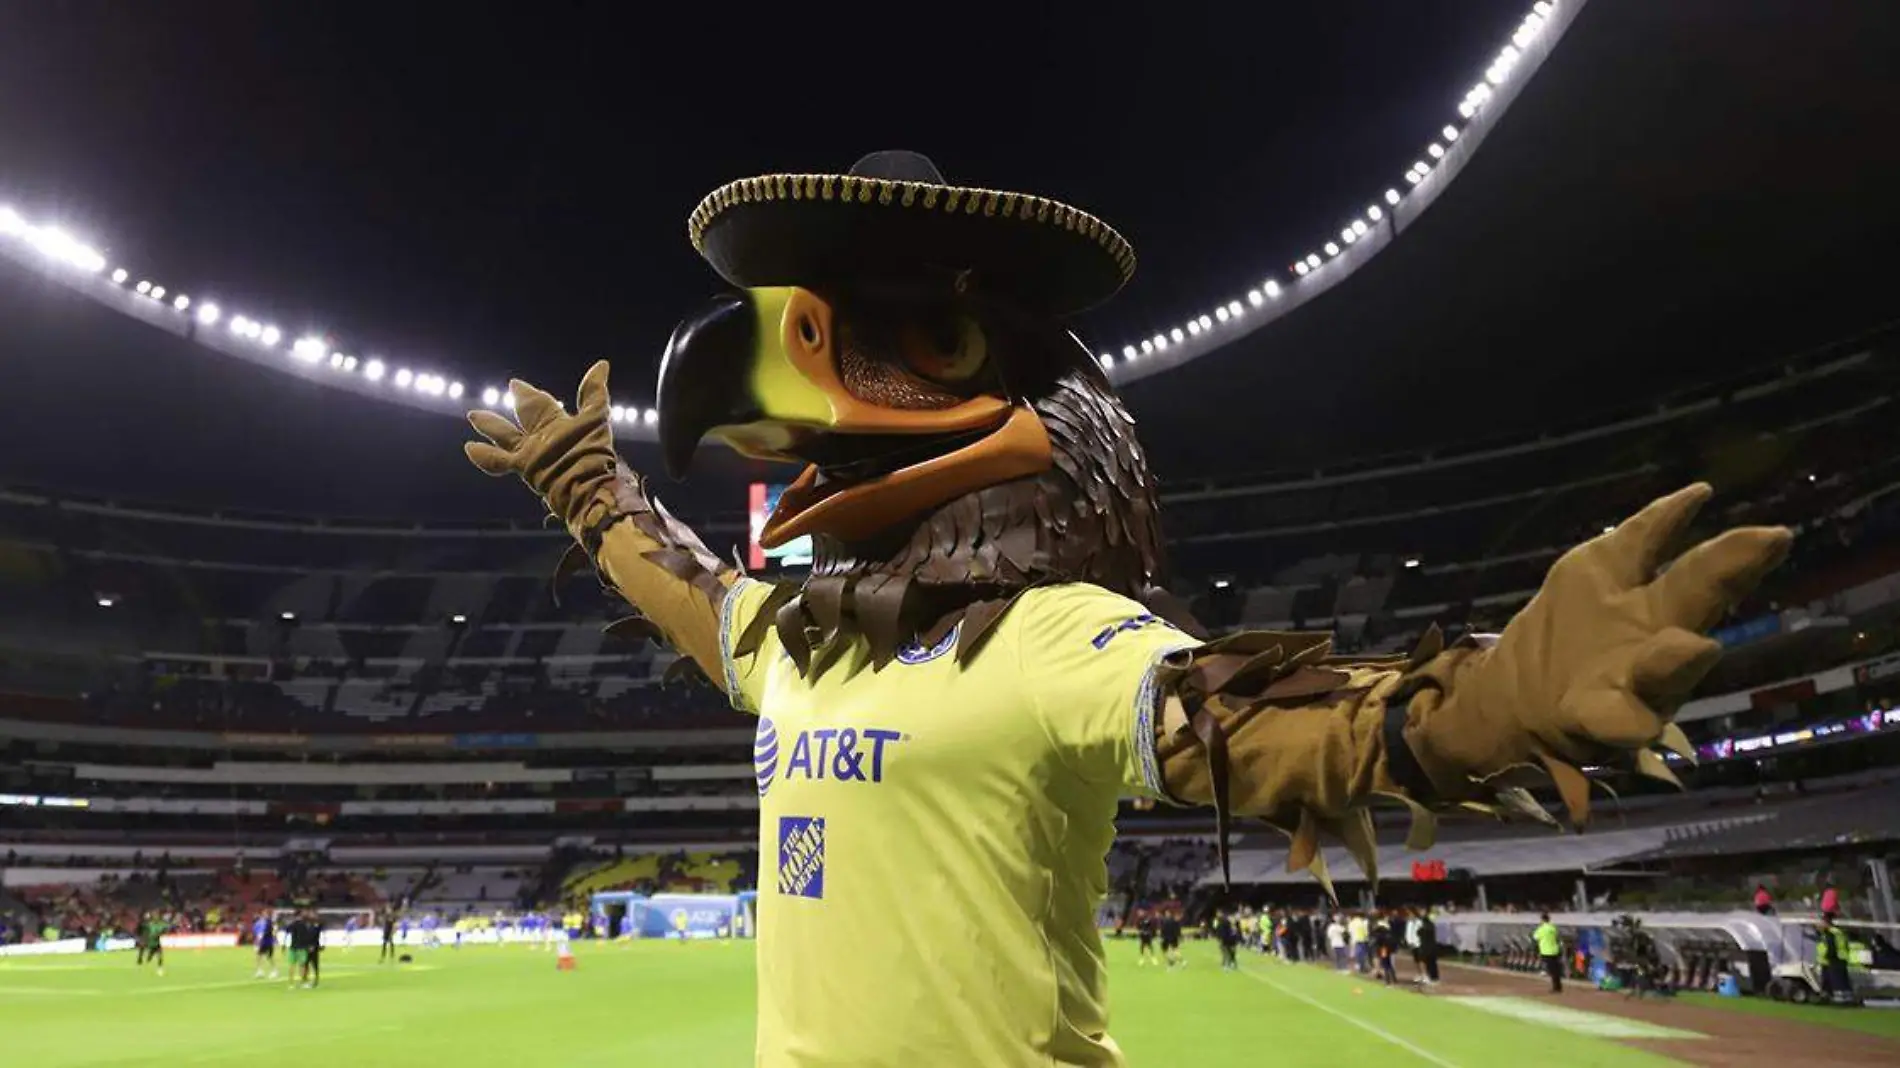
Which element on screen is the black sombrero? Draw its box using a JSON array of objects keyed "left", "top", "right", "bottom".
[{"left": 688, "top": 150, "right": 1134, "bottom": 317}]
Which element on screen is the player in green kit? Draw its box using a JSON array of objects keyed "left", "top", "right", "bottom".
[
  {"left": 142, "top": 913, "right": 169, "bottom": 977},
  {"left": 463, "top": 152, "right": 1789, "bottom": 1065}
]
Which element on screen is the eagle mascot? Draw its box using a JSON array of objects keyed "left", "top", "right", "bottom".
[{"left": 465, "top": 151, "right": 1790, "bottom": 1066}]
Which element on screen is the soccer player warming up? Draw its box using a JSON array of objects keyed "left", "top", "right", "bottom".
[
  {"left": 379, "top": 908, "right": 398, "bottom": 964},
  {"left": 140, "top": 913, "right": 168, "bottom": 977},
  {"left": 287, "top": 910, "right": 322, "bottom": 990},
  {"left": 462, "top": 151, "right": 1790, "bottom": 1065},
  {"left": 253, "top": 912, "right": 278, "bottom": 980},
  {"left": 1159, "top": 913, "right": 1184, "bottom": 972},
  {"left": 1135, "top": 913, "right": 1157, "bottom": 966}
]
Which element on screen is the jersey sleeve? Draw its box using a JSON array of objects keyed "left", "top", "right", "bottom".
[
  {"left": 718, "top": 577, "right": 778, "bottom": 715},
  {"left": 1013, "top": 584, "right": 1202, "bottom": 798}
]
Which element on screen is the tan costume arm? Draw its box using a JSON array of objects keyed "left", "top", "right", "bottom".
[
  {"left": 463, "top": 362, "right": 737, "bottom": 685},
  {"left": 1157, "top": 484, "right": 1792, "bottom": 891}
]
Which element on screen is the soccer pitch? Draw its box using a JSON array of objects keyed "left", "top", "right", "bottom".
[{"left": 0, "top": 941, "right": 1713, "bottom": 1067}]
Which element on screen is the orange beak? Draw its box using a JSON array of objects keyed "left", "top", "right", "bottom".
[{"left": 656, "top": 286, "right": 1052, "bottom": 547}]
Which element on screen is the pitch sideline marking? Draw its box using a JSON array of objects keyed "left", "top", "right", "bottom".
[
  {"left": 1446, "top": 997, "right": 1704, "bottom": 1040},
  {"left": 0, "top": 983, "right": 99, "bottom": 995},
  {"left": 1239, "top": 966, "right": 1461, "bottom": 1068}
]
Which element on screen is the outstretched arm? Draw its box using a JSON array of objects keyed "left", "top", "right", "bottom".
[
  {"left": 463, "top": 362, "right": 739, "bottom": 686},
  {"left": 1155, "top": 484, "right": 1791, "bottom": 891}
]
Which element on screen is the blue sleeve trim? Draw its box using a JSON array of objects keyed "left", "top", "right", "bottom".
[
  {"left": 1132, "top": 643, "right": 1195, "bottom": 798},
  {"left": 718, "top": 578, "right": 758, "bottom": 713}
]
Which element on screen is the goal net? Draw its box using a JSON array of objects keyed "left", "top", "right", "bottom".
[
  {"left": 268, "top": 907, "right": 381, "bottom": 948},
  {"left": 625, "top": 893, "right": 753, "bottom": 941}
]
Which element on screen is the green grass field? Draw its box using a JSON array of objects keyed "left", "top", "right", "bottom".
[{"left": 0, "top": 939, "right": 1860, "bottom": 1067}]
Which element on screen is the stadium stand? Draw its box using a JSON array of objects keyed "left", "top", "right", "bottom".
[{"left": 4, "top": 336, "right": 1899, "bottom": 945}]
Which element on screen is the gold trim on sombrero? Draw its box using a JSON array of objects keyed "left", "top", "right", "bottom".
[{"left": 688, "top": 173, "right": 1137, "bottom": 284}]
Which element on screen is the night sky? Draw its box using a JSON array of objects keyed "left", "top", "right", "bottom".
[
  {"left": 0, "top": 0, "right": 1528, "bottom": 389},
  {"left": 0, "top": 1, "right": 1896, "bottom": 514}
]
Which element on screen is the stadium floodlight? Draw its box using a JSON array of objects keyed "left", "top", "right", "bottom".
[
  {"left": 1366, "top": 205, "right": 1383, "bottom": 223},
  {"left": 259, "top": 325, "right": 281, "bottom": 346},
  {"left": 1141, "top": 339, "right": 1155, "bottom": 355},
  {"left": 1169, "top": 327, "right": 1184, "bottom": 343},
  {"left": 1122, "top": 345, "right": 1136, "bottom": 359},
  {"left": 641, "top": 408, "right": 657, "bottom": 426},
  {"left": 1324, "top": 241, "right": 1340, "bottom": 257},
  {"left": 451, "top": 613, "right": 468, "bottom": 625},
  {"left": 1403, "top": 557, "right": 1421, "bottom": 569},
  {"left": 173, "top": 294, "right": 191, "bottom": 311},
  {"left": 1294, "top": 261, "right": 1310, "bottom": 277},
  {"left": 293, "top": 336, "right": 326, "bottom": 362},
  {"left": 1603, "top": 525, "right": 1615, "bottom": 535},
  {"left": 1385, "top": 188, "right": 1401, "bottom": 206},
  {"left": 1352, "top": 219, "right": 1370, "bottom": 237},
  {"left": 481, "top": 386, "right": 500, "bottom": 405},
  {"left": 1097, "top": 354, "right": 1112, "bottom": 370},
  {"left": 110, "top": 267, "right": 129, "bottom": 284},
  {"left": 149, "top": 285, "right": 166, "bottom": 300},
  {"left": 448, "top": 381, "right": 463, "bottom": 399},
  {"left": 1263, "top": 279, "right": 1281, "bottom": 298},
  {"left": 1305, "top": 253, "right": 1321, "bottom": 269},
  {"left": 503, "top": 392, "right": 516, "bottom": 410},
  {"left": 280, "top": 610, "right": 297, "bottom": 621},
  {"left": 135, "top": 280, "right": 152, "bottom": 294},
  {"left": 24, "top": 224, "right": 106, "bottom": 272},
  {"left": 1247, "top": 289, "right": 1264, "bottom": 308},
  {"left": 1198, "top": 315, "right": 1212, "bottom": 329},
  {"left": 1405, "top": 171, "right": 1423, "bottom": 185},
  {"left": 1534, "top": 0, "right": 1553, "bottom": 15},
  {"left": 344, "top": 356, "right": 359, "bottom": 372},
  {"left": 328, "top": 352, "right": 346, "bottom": 369},
  {"left": 1212, "top": 578, "right": 1231, "bottom": 589},
  {"left": 394, "top": 368, "right": 413, "bottom": 388},
  {"left": 611, "top": 404, "right": 626, "bottom": 422},
  {"left": 96, "top": 595, "right": 116, "bottom": 608},
  {"left": 196, "top": 302, "right": 221, "bottom": 326},
  {"left": 364, "top": 359, "right": 386, "bottom": 382},
  {"left": 1215, "top": 306, "right": 1230, "bottom": 323},
  {"left": 1427, "top": 143, "right": 1446, "bottom": 160},
  {"left": 0, "top": 205, "right": 21, "bottom": 234},
  {"left": 1443, "top": 124, "right": 1460, "bottom": 142},
  {"left": 1187, "top": 320, "right": 1202, "bottom": 337},
  {"left": 1226, "top": 300, "right": 1243, "bottom": 317}
]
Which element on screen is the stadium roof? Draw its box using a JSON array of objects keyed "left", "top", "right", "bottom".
[{"left": 0, "top": 1, "right": 1894, "bottom": 519}]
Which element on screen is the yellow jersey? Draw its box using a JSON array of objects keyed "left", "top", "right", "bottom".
[{"left": 723, "top": 578, "right": 1198, "bottom": 1068}]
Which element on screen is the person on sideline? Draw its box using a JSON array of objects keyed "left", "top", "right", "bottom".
[{"left": 1534, "top": 913, "right": 1564, "bottom": 994}]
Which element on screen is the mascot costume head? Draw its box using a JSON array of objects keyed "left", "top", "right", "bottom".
[{"left": 656, "top": 150, "right": 1192, "bottom": 671}]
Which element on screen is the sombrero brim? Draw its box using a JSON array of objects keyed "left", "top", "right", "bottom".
[{"left": 688, "top": 173, "right": 1135, "bottom": 317}]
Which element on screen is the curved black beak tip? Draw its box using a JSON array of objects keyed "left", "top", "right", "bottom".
[{"left": 656, "top": 292, "right": 759, "bottom": 480}]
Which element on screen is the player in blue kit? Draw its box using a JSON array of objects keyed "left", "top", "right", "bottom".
[{"left": 252, "top": 912, "right": 277, "bottom": 980}]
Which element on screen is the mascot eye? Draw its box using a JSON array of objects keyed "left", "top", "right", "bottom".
[{"left": 899, "top": 316, "right": 988, "bottom": 386}]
